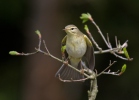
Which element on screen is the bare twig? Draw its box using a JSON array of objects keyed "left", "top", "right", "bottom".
[
  {"left": 97, "top": 61, "right": 117, "bottom": 77},
  {"left": 85, "top": 26, "right": 131, "bottom": 61},
  {"left": 43, "top": 40, "right": 50, "bottom": 54},
  {"left": 86, "top": 29, "right": 102, "bottom": 52},
  {"left": 38, "top": 36, "right": 41, "bottom": 49},
  {"left": 58, "top": 74, "right": 89, "bottom": 82},
  {"left": 115, "top": 36, "right": 118, "bottom": 48},
  {"left": 94, "top": 40, "right": 132, "bottom": 61},
  {"left": 18, "top": 51, "right": 38, "bottom": 56},
  {"left": 88, "top": 17, "right": 133, "bottom": 61},
  {"left": 107, "top": 33, "right": 111, "bottom": 47},
  {"left": 90, "top": 18, "right": 110, "bottom": 47},
  {"left": 112, "top": 52, "right": 130, "bottom": 61},
  {"left": 101, "top": 70, "right": 120, "bottom": 76}
]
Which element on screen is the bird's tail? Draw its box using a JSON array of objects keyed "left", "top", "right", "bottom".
[{"left": 55, "top": 61, "right": 84, "bottom": 80}]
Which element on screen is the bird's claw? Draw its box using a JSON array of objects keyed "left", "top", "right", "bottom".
[
  {"left": 80, "top": 69, "right": 85, "bottom": 75},
  {"left": 63, "top": 60, "right": 69, "bottom": 65}
]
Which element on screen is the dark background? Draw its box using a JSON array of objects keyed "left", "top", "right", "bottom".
[{"left": 0, "top": 0, "right": 138, "bottom": 100}]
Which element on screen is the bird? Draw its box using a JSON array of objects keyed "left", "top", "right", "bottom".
[{"left": 55, "top": 25, "right": 95, "bottom": 80}]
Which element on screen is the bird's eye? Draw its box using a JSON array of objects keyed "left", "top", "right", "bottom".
[{"left": 71, "top": 28, "right": 74, "bottom": 30}]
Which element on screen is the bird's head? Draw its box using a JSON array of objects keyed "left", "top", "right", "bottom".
[{"left": 63, "top": 25, "right": 80, "bottom": 35}]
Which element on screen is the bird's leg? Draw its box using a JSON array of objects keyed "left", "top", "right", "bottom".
[
  {"left": 61, "top": 52, "right": 66, "bottom": 61},
  {"left": 80, "top": 61, "right": 85, "bottom": 75},
  {"left": 80, "top": 69, "right": 84, "bottom": 75},
  {"left": 61, "top": 52, "right": 69, "bottom": 66},
  {"left": 62, "top": 57, "right": 69, "bottom": 65},
  {"left": 63, "top": 60, "right": 69, "bottom": 65}
]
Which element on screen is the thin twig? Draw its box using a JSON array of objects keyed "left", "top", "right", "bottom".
[
  {"left": 58, "top": 74, "right": 89, "bottom": 82},
  {"left": 89, "top": 17, "right": 133, "bottom": 61},
  {"left": 112, "top": 52, "right": 129, "bottom": 60},
  {"left": 115, "top": 36, "right": 118, "bottom": 48},
  {"left": 97, "top": 61, "right": 117, "bottom": 76},
  {"left": 90, "top": 19, "right": 110, "bottom": 47},
  {"left": 107, "top": 33, "right": 111, "bottom": 48},
  {"left": 102, "top": 70, "right": 120, "bottom": 76},
  {"left": 43, "top": 40, "right": 50, "bottom": 54},
  {"left": 86, "top": 29, "right": 102, "bottom": 51},
  {"left": 38, "top": 36, "right": 41, "bottom": 49},
  {"left": 19, "top": 51, "right": 38, "bottom": 56}
]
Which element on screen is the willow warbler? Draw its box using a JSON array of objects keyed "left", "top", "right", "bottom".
[{"left": 55, "top": 25, "right": 95, "bottom": 80}]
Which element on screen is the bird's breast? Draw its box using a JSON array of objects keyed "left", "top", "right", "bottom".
[{"left": 66, "top": 35, "right": 87, "bottom": 58}]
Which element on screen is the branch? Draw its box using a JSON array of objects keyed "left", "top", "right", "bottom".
[
  {"left": 9, "top": 29, "right": 128, "bottom": 100},
  {"left": 97, "top": 61, "right": 117, "bottom": 77},
  {"left": 91, "top": 19, "right": 110, "bottom": 48},
  {"left": 84, "top": 25, "right": 102, "bottom": 52},
  {"left": 9, "top": 30, "right": 99, "bottom": 100},
  {"left": 88, "top": 78, "right": 98, "bottom": 100},
  {"left": 58, "top": 74, "right": 89, "bottom": 82},
  {"left": 81, "top": 13, "right": 133, "bottom": 61},
  {"left": 101, "top": 70, "right": 120, "bottom": 76},
  {"left": 97, "top": 61, "right": 127, "bottom": 76},
  {"left": 9, "top": 31, "right": 91, "bottom": 80}
]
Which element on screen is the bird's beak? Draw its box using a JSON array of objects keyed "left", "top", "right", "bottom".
[{"left": 63, "top": 29, "right": 66, "bottom": 31}]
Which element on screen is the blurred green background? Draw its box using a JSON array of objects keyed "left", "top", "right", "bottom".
[{"left": 0, "top": 0, "right": 138, "bottom": 100}]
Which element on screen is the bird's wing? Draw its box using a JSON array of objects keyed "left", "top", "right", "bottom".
[
  {"left": 55, "top": 35, "right": 84, "bottom": 80},
  {"left": 83, "top": 35, "right": 95, "bottom": 70},
  {"left": 61, "top": 35, "right": 68, "bottom": 60}
]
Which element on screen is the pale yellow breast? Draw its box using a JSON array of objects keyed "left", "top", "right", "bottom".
[{"left": 66, "top": 35, "right": 87, "bottom": 58}]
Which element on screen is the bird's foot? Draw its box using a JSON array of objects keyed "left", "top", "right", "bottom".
[
  {"left": 80, "top": 68, "right": 85, "bottom": 75},
  {"left": 63, "top": 60, "right": 69, "bottom": 65}
]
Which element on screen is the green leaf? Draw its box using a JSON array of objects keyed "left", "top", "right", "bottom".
[
  {"left": 80, "top": 13, "right": 92, "bottom": 23},
  {"left": 123, "top": 47, "right": 130, "bottom": 59},
  {"left": 80, "top": 13, "right": 89, "bottom": 19},
  {"left": 84, "top": 25, "right": 89, "bottom": 32},
  {"left": 9, "top": 51, "right": 19, "bottom": 55},
  {"left": 35, "top": 30, "right": 40, "bottom": 35},
  {"left": 82, "top": 19, "right": 88, "bottom": 23},
  {"left": 35, "top": 30, "right": 41, "bottom": 38},
  {"left": 121, "top": 64, "right": 127, "bottom": 73},
  {"left": 86, "top": 13, "right": 92, "bottom": 18},
  {"left": 61, "top": 45, "right": 66, "bottom": 53}
]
